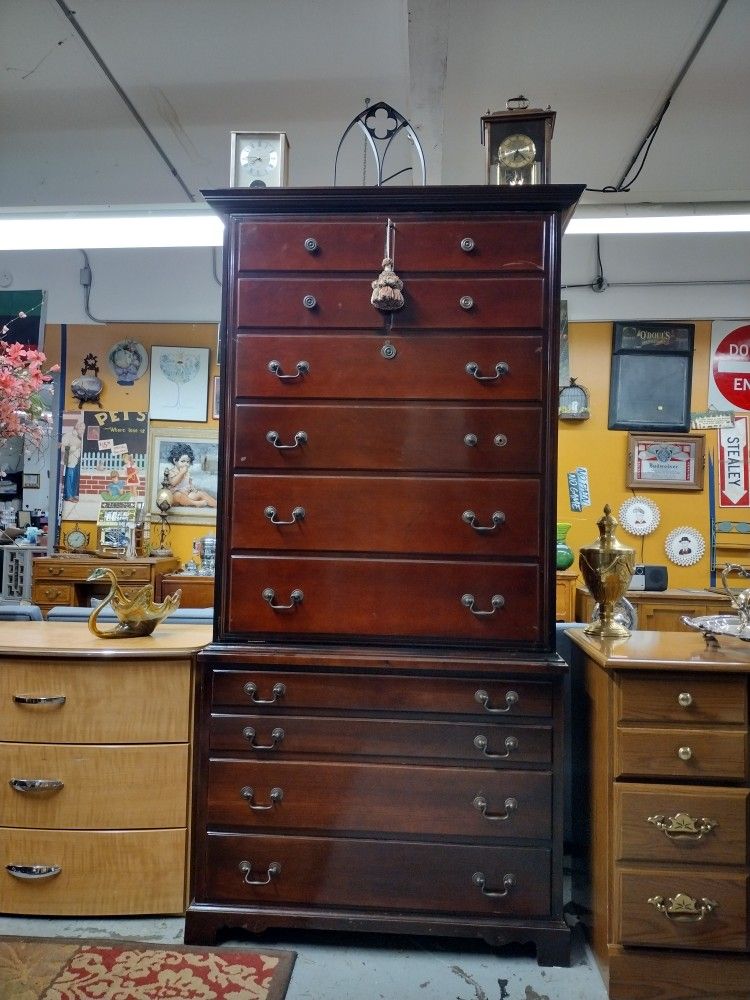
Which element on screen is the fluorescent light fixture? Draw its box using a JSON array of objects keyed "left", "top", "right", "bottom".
[
  {"left": 0, "top": 206, "right": 224, "bottom": 250},
  {"left": 568, "top": 203, "right": 750, "bottom": 235}
]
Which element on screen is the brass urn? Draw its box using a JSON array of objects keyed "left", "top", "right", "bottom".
[{"left": 579, "top": 504, "right": 636, "bottom": 638}]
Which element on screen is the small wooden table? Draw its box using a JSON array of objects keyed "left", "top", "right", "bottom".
[
  {"left": 555, "top": 570, "right": 578, "bottom": 621},
  {"left": 575, "top": 586, "right": 731, "bottom": 632},
  {"left": 158, "top": 573, "right": 214, "bottom": 608}
]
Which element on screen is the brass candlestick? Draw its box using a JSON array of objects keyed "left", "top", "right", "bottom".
[{"left": 579, "top": 504, "right": 635, "bottom": 638}]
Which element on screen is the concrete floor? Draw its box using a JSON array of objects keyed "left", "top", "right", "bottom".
[{"left": 0, "top": 913, "right": 608, "bottom": 1000}]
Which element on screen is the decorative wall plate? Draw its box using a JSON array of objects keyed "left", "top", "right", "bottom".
[
  {"left": 665, "top": 525, "right": 705, "bottom": 566},
  {"left": 619, "top": 496, "right": 661, "bottom": 537},
  {"left": 108, "top": 339, "right": 149, "bottom": 386}
]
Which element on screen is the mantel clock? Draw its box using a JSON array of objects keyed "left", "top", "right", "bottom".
[{"left": 481, "top": 97, "right": 555, "bottom": 185}]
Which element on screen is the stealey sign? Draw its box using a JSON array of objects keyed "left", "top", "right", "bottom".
[{"left": 719, "top": 416, "right": 750, "bottom": 508}]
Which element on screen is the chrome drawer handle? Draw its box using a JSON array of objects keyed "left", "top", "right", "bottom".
[
  {"left": 302, "top": 294, "right": 317, "bottom": 309},
  {"left": 459, "top": 295, "right": 474, "bottom": 310},
  {"left": 243, "top": 681, "right": 286, "bottom": 704},
  {"left": 241, "top": 785, "right": 284, "bottom": 811},
  {"left": 9, "top": 778, "right": 64, "bottom": 793},
  {"left": 13, "top": 695, "right": 66, "bottom": 706},
  {"left": 266, "top": 430, "right": 307, "bottom": 450},
  {"left": 268, "top": 360, "right": 310, "bottom": 380},
  {"left": 462, "top": 510, "right": 505, "bottom": 533},
  {"left": 465, "top": 361, "right": 509, "bottom": 382},
  {"left": 239, "top": 860, "right": 281, "bottom": 885},
  {"left": 264, "top": 505, "right": 305, "bottom": 526},
  {"left": 473, "top": 795, "right": 517, "bottom": 821},
  {"left": 6, "top": 864, "right": 61, "bottom": 880},
  {"left": 463, "top": 434, "right": 507, "bottom": 449},
  {"left": 304, "top": 237, "right": 318, "bottom": 252},
  {"left": 647, "top": 812, "right": 717, "bottom": 841},
  {"left": 474, "top": 734, "right": 518, "bottom": 759},
  {"left": 647, "top": 893, "right": 718, "bottom": 922},
  {"left": 677, "top": 746, "right": 693, "bottom": 761},
  {"left": 472, "top": 871, "right": 515, "bottom": 898},
  {"left": 242, "top": 726, "right": 285, "bottom": 750},
  {"left": 462, "top": 593, "right": 505, "bottom": 617},
  {"left": 262, "top": 587, "right": 303, "bottom": 610},
  {"left": 677, "top": 691, "right": 693, "bottom": 708},
  {"left": 460, "top": 237, "right": 475, "bottom": 252},
  {"left": 474, "top": 689, "right": 519, "bottom": 713}
]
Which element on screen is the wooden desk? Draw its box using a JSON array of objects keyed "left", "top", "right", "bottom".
[
  {"left": 32, "top": 554, "right": 179, "bottom": 617},
  {"left": 575, "top": 586, "right": 731, "bottom": 632},
  {"left": 0, "top": 621, "right": 211, "bottom": 916},
  {"left": 556, "top": 570, "right": 578, "bottom": 621},
  {"left": 158, "top": 573, "right": 214, "bottom": 608},
  {"left": 570, "top": 629, "right": 750, "bottom": 999}
]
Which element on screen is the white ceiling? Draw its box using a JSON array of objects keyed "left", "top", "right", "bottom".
[{"left": 2, "top": 0, "right": 748, "bottom": 209}]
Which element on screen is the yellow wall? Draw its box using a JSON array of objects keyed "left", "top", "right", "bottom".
[
  {"left": 558, "top": 321, "right": 712, "bottom": 589},
  {"left": 56, "top": 323, "right": 219, "bottom": 567}
]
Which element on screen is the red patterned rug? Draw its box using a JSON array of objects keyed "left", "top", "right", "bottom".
[{"left": 0, "top": 937, "right": 295, "bottom": 1000}]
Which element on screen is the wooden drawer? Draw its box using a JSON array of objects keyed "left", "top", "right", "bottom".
[
  {"left": 209, "top": 714, "right": 552, "bottom": 764},
  {"left": 614, "top": 784, "right": 749, "bottom": 866},
  {"left": 235, "top": 333, "right": 544, "bottom": 402},
  {"left": 227, "top": 555, "right": 541, "bottom": 643},
  {"left": 229, "top": 475, "right": 541, "bottom": 557},
  {"left": 200, "top": 832, "right": 552, "bottom": 917},
  {"left": 616, "top": 727, "right": 747, "bottom": 782},
  {"left": 236, "top": 218, "right": 545, "bottom": 273},
  {"left": 211, "top": 669, "right": 553, "bottom": 718},
  {"left": 236, "top": 276, "right": 544, "bottom": 330},
  {"left": 616, "top": 867, "right": 748, "bottom": 952},
  {"left": 33, "top": 562, "right": 152, "bottom": 584},
  {"left": 0, "top": 827, "right": 187, "bottom": 915},
  {"left": 206, "top": 760, "right": 552, "bottom": 839},
  {"left": 32, "top": 582, "right": 73, "bottom": 606},
  {"left": 0, "top": 659, "right": 191, "bottom": 743},
  {"left": 233, "top": 403, "right": 542, "bottom": 474},
  {"left": 0, "top": 742, "right": 188, "bottom": 829},
  {"left": 618, "top": 673, "right": 747, "bottom": 725}
]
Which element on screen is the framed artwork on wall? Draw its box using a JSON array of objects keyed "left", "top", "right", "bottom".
[
  {"left": 626, "top": 432, "right": 705, "bottom": 491},
  {"left": 148, "top": 346, "right": 210, "bottom": 422},
  {"left": 148, "top": 427, "right": 219, "bottom": 523}
]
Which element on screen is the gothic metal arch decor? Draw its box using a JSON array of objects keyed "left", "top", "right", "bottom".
[{"left": 333, "top": 101, "right": 426, "bottom": 186}]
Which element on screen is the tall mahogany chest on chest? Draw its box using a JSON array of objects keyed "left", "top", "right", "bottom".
[{"left": 185, "top": 185, "right": 583, "bottom": 964}]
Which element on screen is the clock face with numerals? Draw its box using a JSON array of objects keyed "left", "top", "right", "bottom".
[
  {"left": 230, "top": 132, "right": 288, "bottom": 188},
  {"left": 64, "top": 523, "right": 88, "bottom": 550}
]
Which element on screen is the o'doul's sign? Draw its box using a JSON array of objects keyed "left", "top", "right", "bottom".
[{"left": 719, "top": 416, "right": 750, "bottom": 508}]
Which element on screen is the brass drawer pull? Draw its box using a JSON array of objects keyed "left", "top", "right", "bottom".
[
  {"left": 647, "top": 892, "right": 718, "bottom": 923},
  {"left": 302, "top": 294, "right": 317, "bottom": 309},
  {"left": 13, "top": 694, "right": 66, "bottom": 706},
  {"left": 460, "top": 237, "right": 475, "bottom": 252},
  {"left": 266, "top": 430, "right": 308, "bottom": 450},
  {"left": 475, "top": 689, "right": 519, "bottom": 713},
  {"left": 46, "top": 567, "right": 65, "bottom": 577},
  {"left": 264, "top": 505, "right": 305, "bottom": 526},
  {"left": 677, "top": 746, "right": 693, "bottom": 761},
  {"left": 242, "top": 726, "right": 285, "bottom": 750},
  {"left": 6, "top": 864, "right": 61, "bottom": 880},
  {"left": 473, "top": 795, "right": 517, "bottom": 821},
  {"left": 239, "top": 860, "right": 281, "bottom": 885},
  {"left": 462, "top": 510, "right": 505, "bottom": 533},
  {"left": 677, "top": 692, "right": 693, "bottom": 708},
  {"left": 647, "top": 812, "right": 717, "bottom": 841},
  {"left": 243, "top": 681, "right": 286, "bottom": 704},
  {"left": 459, "top": 295, "right": 474, "bottom": 310},
  {"left": 474, "top": 734, "right": 518, "bottom": 759},
  {"left": 304, "top": 237, "right": 318, "bottom": 252},
  {"left": 267, "top": 359, "right": 310, "bottom": 381},
  {"left": 9, "top": 778, "right": 64, "bottom": 793},
  {"left": 472, "top": 871, "right": 515, "bottom": 898},
  {"left": 41, "top": 587, "right": 65, "bottom": 600},
  {"left": 241, "top": 785, "right": 284, "bottom": 811},
  {"left": 118, "top": 568, "right": 137, "bottom": 578},
  {"left": 462, "top": 593, "right": 505, "bottom": 617},
  {"left": 465, "top": 361, "right": 509, "bottom": 382},
  {"left": 262, "top": 587, "right": 303, "bottom": 611}
]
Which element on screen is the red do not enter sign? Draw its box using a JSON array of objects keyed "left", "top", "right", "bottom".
[{"left": 713, "top": 324, "right": 750, "bottom": 411}]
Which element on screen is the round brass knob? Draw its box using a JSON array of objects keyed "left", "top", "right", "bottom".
[
  {"left": 677, "top": 746, "right": 693, "bottom": 761},
  {"left": 678, "top": 692, "right": 693, "bottom": 708}
]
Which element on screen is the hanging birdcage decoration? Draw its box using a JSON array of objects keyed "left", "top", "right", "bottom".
[{"left": 559, "top": 377, "right": 590, "bottom": 420}]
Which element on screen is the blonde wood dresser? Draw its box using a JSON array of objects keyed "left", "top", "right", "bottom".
[
  {"left": 0, "top": 622, "right": 210, "bottom": 916},
  {"left": 569, "top": 629, "right": 750, "bottom": 999}
]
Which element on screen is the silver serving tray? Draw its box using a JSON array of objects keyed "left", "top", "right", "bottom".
[{"left": 683, "top": 613, "right": 750, "bottom": 641}]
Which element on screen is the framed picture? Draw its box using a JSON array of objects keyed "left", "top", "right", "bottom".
[
  {"left": 626, "top": 432, "right": 705, "bottom": 491},
  {"left": 148, "top": 427, "right": 219, "bottom": 523},
  {"left": 22, "top": 473, "right": 40, "bottom": 489},
  {"left": 212, "top": 374, "right": 221, "bottom": 420},
  {"left": 148, "top": 346, "right": 210, "bottom": 422}
]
